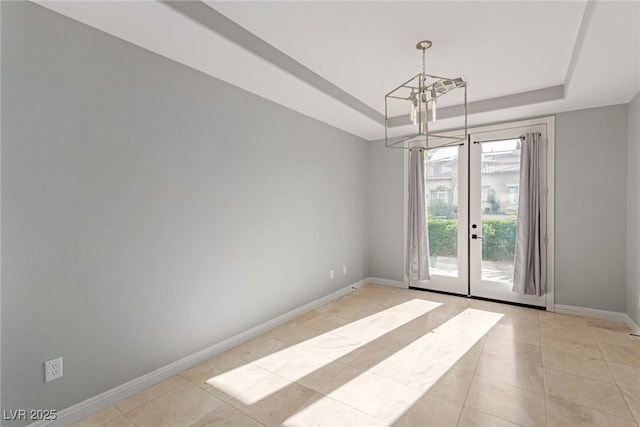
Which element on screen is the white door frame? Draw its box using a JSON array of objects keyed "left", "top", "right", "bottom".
[{"left": 404, "top": 116, "right": 555, "bottom": 311}]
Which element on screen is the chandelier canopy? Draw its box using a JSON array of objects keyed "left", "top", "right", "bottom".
[{"left": 385, "top": 41, "right": 468, "bottom": 150}]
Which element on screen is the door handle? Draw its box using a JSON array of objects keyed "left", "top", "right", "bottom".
[{"left": 471, "top": 234, "right": 484, "bottom": 240}]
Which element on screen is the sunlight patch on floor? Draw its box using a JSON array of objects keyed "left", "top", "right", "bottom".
[
  {"left": 283, "top": 308, "right": 503, "bottom": 425},
  {"left": 206, "top": 298, "right": 442, "bottom": 404}
]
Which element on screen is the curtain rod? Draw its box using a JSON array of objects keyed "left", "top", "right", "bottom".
[
  {"left": 408, "top": 132, "right": 542, "bottom": 148},
  {"left": 473, "top": 132, "right": 541, "bottom": 144}
]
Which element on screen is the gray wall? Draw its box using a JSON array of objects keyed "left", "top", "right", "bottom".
[
  {"left": 555, "top": 104, "right": 628, "bottom": 312},
  {"left": 366, "top": 142, "right": 404, "bottom": 282},
  {"left": 627, "top": 92, "right": 640, "bottom": 324},
  {"left": 1, "top": 2, "right": 368, "bottom": 418}
]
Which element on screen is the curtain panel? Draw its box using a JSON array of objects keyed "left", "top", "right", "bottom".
[
  {"left": 513, "top": 132, "right": 547, "bottom": 296},
  {"left": 407, "top": 148, "right": 430, "bottom": 282}
]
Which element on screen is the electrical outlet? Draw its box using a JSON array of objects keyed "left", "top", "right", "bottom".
[
  {"left": 329, "top": 270, "right": 335, "bottom": 279},
  {"left": 45, "top": 357, "right": 63, "bottom": 383},
  {"left": 342, "top": 265, "right": 347, "bottom": 275}
]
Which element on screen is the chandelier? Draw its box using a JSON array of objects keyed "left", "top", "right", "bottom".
[{"left": 385, "top": 41, "right": 467, "bottom": 150}]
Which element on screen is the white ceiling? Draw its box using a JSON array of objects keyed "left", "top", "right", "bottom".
[{"left": 35, "top": 1, "right": 640, "bottom": 141}]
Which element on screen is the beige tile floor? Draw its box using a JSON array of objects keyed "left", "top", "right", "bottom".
[{"left": 72, "top": 284, "right": 640, "bottom": 427}]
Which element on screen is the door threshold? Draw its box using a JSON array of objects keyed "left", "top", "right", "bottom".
[
  {"left": 409, "top": 286, "right": 546, "bottom": 311},
  {"left": 409, "top": 286, "right": 466, "bottom": 298}
]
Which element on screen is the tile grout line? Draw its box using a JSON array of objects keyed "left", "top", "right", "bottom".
[
  {"left": 590, "top": 325, "right": 636, "bottom": 412},
  {"left": 545, "top": 393, "right": 638, "bottom": 424},
  {"left": 618, "top": 388, "right": 640, "bottom": 425},
  {"left": 115, "top": 376, "right": 189, "bottom": 417},
  {"left": 539, "top": 314, "right": 636, "bottom": 423},
  {"left": 539, "top": 311, "right": 549, "bottom": 427},
  {"left": 122, "top": 412, "right": 139, "bottom": 427},
  {"left": 95, "top": 406, "right": 125, "bottom": 427},
  {"left": 456, "top": 323, "right": 502, "bottom": 427},
  {"left": 592, "top": 327, "right": 640, "bottom": 425},
  {"left": 175, "top": 352, "right": 275, "bottom": 425}
]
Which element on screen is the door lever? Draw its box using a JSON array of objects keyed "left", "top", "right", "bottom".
[{"left": 471, "top": 234, "right": 484, "bottom": 240}]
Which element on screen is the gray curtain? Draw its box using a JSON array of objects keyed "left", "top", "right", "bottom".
[
  {"left": 407, "top": 148, "right": 430, "bottom": 282},
  {"left": 513, "top": 132, "right": 546, "bottom": 296}
]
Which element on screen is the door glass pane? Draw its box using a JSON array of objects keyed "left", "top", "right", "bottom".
[
  {"left": 425, "top": 146, "right": 459, "bottom": 277},
  {"left": 480, "top": 140, "right": 520, "bottom": 283}
]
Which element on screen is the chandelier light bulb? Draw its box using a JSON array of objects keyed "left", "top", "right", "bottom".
[
  {"left": 432, "top": 98, "right": 437, "bottom": 123},
  {"left": 409, "top": 90, "right": 417, "bottom": 124},
  {"left": 421, "top": 102, "right": 428, "bottom": 134}
]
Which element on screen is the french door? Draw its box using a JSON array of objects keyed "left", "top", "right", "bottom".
[{"left": 412, "top": 121, "right": 551, "bottom": 308}]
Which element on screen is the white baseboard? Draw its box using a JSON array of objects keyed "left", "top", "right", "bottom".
[
  {"left": 554, "top": 304, "right": 640, "bottom": 335},
  {"left": 366, "top": 277, "right": 407, "bottom": 289},
  {"left": 554, "top": 304, "right": 628, "bottom": 324},
  {"left": 30, "top": 281, "right": 362, "bottom": 427},
  {"left": 350, "top": 278, "right": 373, "bottom": 290},
  {"left": 624, "top": 314, "right": 640, "bottom": 335}
]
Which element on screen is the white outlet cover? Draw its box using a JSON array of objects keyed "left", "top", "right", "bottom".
[
  {"left": 45, "top": 357, "right": 63, "bottom": 382},
  {"left": 342, "top": 265, "right": 347, "bottom": 275},
  {"left": 330, "top": 270, "right": 335, "bottom": 279}
]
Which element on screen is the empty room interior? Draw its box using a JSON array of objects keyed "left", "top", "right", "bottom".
[{"left": 2, "top": 1, "right": 640, "bottom": 426}]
